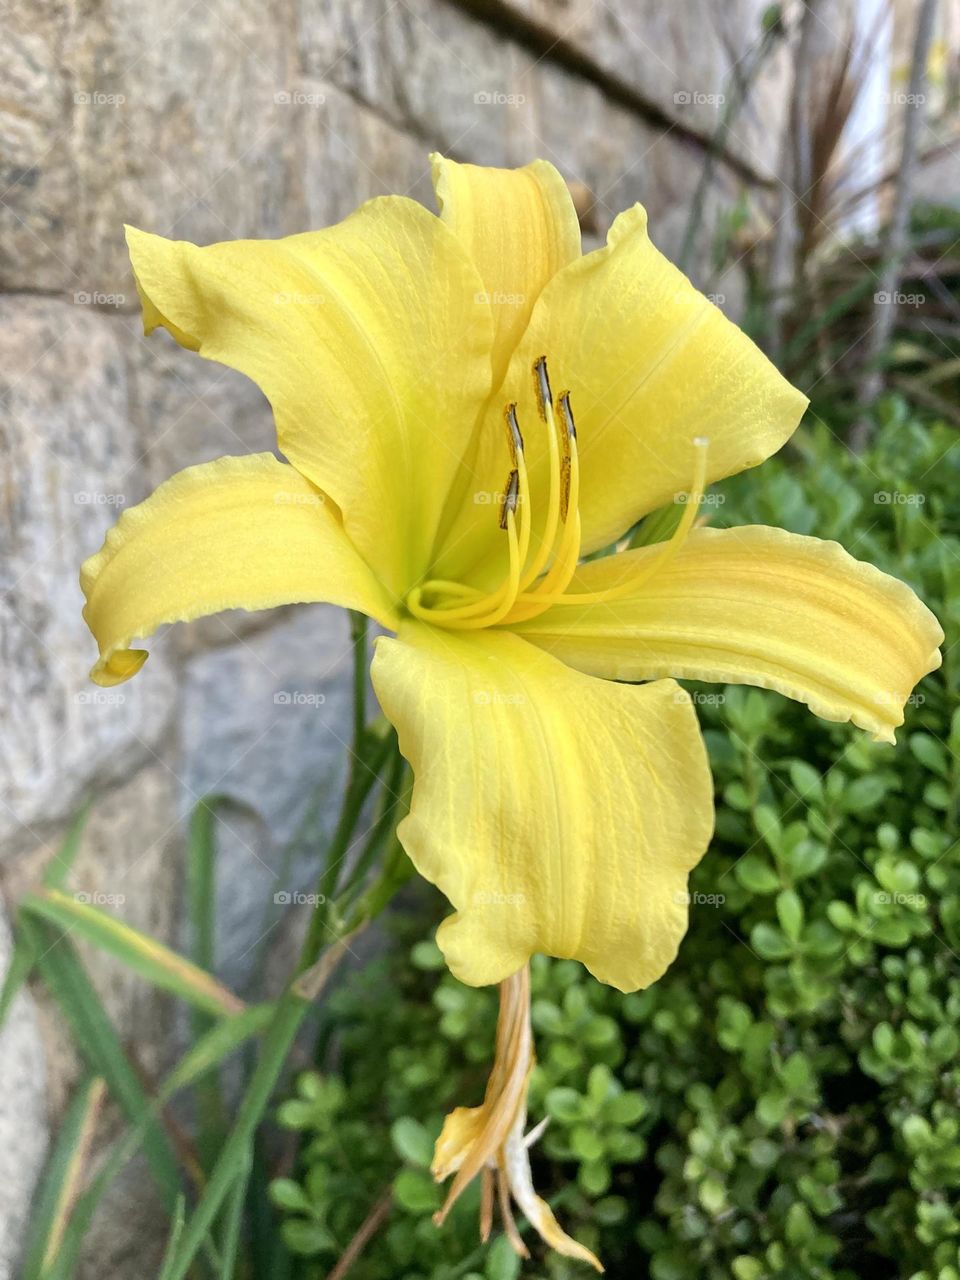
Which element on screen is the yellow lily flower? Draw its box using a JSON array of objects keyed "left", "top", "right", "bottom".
[{"left": 81, "top": 155, "right": 942, "bottom": 1269}]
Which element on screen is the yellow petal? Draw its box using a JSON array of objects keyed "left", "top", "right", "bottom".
[
  {"left": 431, "top": 154, "right": 581, "bottom": 385},
  {"left": 516, "top": 525, "right": 944, "bottom": 744},
  {"left": 371, "top": 623, "right": 714, "bottom": 992},
  {"left": 125, "top": 198, "right": 493, "bottom": 596},
  {"left": 81, "top": 453, "right": 397, "bottom": 685},
  {"left": 434, "top": 204, "right": 806, "bottom": 582}
]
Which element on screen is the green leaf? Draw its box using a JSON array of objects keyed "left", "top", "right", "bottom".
[
  {"left": 391, "top": 1117, "right": 434, "bottom": 1168},
  {"left": 159, "top": 993, "right": 311, "bottom": 1280},
  {"left": 281, "top": 1219, "right": 336, "bottom": 1256},
  {"left": 699, "top": 1178, "right": 726, "bottom": 1214},
  {"left": 751, "top": 923, "right": 793, "bottom": 960},
  {"left": 841, "top": 775, "right": 888, "bottom": 813},
  {"left": 486, "top": 1234, "right": 522, "bottom": 1280},
  {"left": 22, "top": 888, "right": 244, "bottom": 1019},
  {"left": 269, "top": 1179, "right": 311, "bottom": 1214},
  {"left": 393, "top": 1168, "right": 440, "bottom": 1214},
  {"left": 578, "top": 1158, "right": 610, "bottom": 1196},
  {"left": 48, "top": 1003, "right": 275, "bottom": 1280},
  {"left": 25, "top": 917, "right": 181, "bottom": 1206},
  {"left": 909, "top": 732, "right": 949, "bottom": 776},
  {"left": 603, "top": 1091, "right": 647, "bottom": 1126},
  {"left": 0, "top": 924, "right": 37, "bottom": 1032},
  {"left": 571, "top": 1125, "right": 605, "bottom": 1162},
  {"left": 787, "top": 761, "right": 823, "bottom": 804},
  {"left": 776, "top": 890, "right": 804, "bottom": 941},
  {"left": 735, "top": 854, "right": 781, "bottom": 895},
  {"left": 20, "top": 1075, "right": 106, "bottom": 1280},
  {"left": 545, "top": 1087, "right": 583, "bottom": 1124}
]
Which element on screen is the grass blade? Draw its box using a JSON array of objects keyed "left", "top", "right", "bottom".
[
  {"left": 162, "top": 993, "right": 310, "bottom": 1280},
  {"left": 20, "top": 1075, "right": 106, "bottom": 1280},
  {"left": 0, "top": 923, "right": 38, "bottom": 1031},
  {"left": 186, "top": 799, "right": 231, "bottom": 1171},
  {"left": 0, "top": 803, "right": 92, "bottom": 1032},
  {"left": 218, "top": 1147, "right": 251, "bottom": 1279},
  {"left": 23, "top": 888, "right": 244, "bottom": 1019},
  {"left": 24, "top": 917, "right": 182, "bottom": 1203},
  {"left": 40, "top": 1003, "right": 276, "bottom": 1280},
  {"left": 43, "top": 802, "right": 92, "bottom": 891},
  {"left": 156, "top": 1196, "right": 187, "bottom": 1280}
]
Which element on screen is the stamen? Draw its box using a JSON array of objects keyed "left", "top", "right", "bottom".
[
  {"left": 504, "top": 402, "right": 583, "bottom": 624},
  {"left": 503, "top": 402, "right": 524, "bottom": 464},
  {"left": 517, "top": 359, "right": 562, "bottom": 592},
  {"left": 533, "top": 355, "right": 553, "bottom": 420},
  {"left": 510, "top": 436, "right": 710, "bottom": 619},
  {"left": 499, "top": 469, "right": 519, "bottom": 532},
  {"left": 557, "top": 391, "right": 576, "bottom": 522}
]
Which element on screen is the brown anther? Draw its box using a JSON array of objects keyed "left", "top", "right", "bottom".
[
  {"left": 503, "top": 403, "right": 523, "bottom": 464},
  {"left": 557, "top": 390, "right": 577, "bottom": 442},
  {"left": 499, "top": 469, "right": 520, "bottom": 530},
  {"left": 533, "top": 356, "right": 552, "bottom": 421}
]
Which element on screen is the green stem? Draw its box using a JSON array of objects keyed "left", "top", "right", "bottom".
[{"left": 349, "top": 611, "right": 368, "bottom": 750}]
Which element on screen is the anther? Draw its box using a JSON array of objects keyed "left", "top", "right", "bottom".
[
  {"left": 503, "top": 403, "right": 523, "bottom": 465},
  {"left": 557, "top": 391, "right": 577, "bottom": 442},
  {"left": 533, "top": 356, "right": 552, "bottom": 421},
  {"left": 557, "top": 392, "right": 576, "bottom": 521},
  {"left": 499, "top": 469, "right": 520, "bottom": 531}
]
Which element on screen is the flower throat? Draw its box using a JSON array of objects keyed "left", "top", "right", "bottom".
[{"left": 406, "top": 358, "right": 709, "bottom": 630}]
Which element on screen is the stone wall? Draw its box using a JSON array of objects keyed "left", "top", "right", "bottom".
[{"left": 0, "top": 1, "right": 787, "bottom": 1273}]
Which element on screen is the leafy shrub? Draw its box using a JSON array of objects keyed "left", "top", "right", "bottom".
[{"left": 273, "top": 402, "right": 960, "bottom": 1279}]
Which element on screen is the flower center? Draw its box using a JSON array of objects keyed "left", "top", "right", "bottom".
[{"left": 406, "top": 358, "right": 709, "bottom": 629}]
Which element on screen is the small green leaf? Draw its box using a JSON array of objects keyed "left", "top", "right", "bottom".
[
  {"left": 390, "top": 1117, "right": 434, "bottom": 1168},
  {"left": 776, "top": 890, "right": 804, "bottom": 941},
  {"left": 393, "top": 1168, "right": 440, "bottom": 1214}
]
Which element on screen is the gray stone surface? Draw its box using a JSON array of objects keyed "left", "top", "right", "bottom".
[
  {"left": 474, "top": 0, "right": 791, "bottom": 175},
  {"left": 1, "top": 764, "right": 182, "bottom": 1114},
  {"left": 0, "top": 912, "right": 48, "bottom": 1280},
  {"left": 180, "top": 604, "right": 357, "bottom": 993},
  {"left": 0, "top": 299, "right": 177, "bottom": 860}
]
